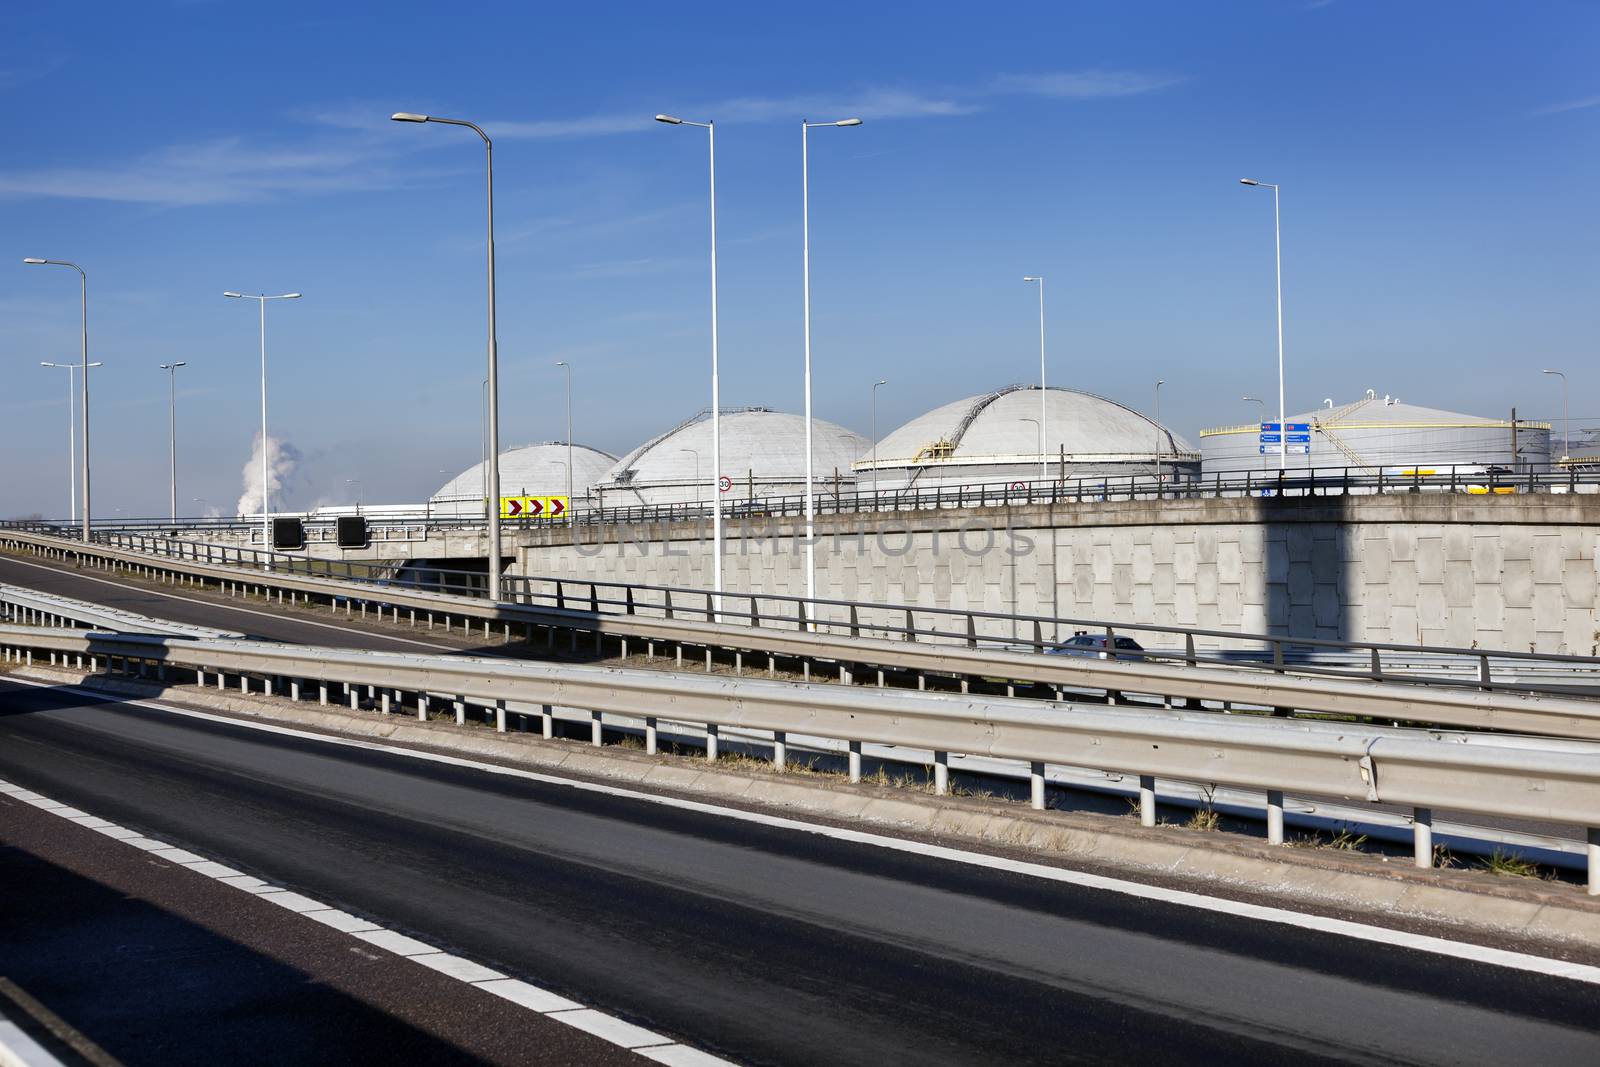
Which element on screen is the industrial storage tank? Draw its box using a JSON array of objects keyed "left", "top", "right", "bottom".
[
  {"left": 855, "top": 385, "right": 1198, "bottom": 492},
  {"left": 1198, "top": 392, "right": 1551, "bottom": 476},
  {"left": 430, "top": 442, "right": 617, "bottom": 517},
  {"left": 594, "top": 408, "right": 872, "bottom": 506}
]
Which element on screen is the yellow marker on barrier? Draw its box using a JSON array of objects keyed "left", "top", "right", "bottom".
[{"left": 499, "top": 495, "right": 570, "bottom": 519}]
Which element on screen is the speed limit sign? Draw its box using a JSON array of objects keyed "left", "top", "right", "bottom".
[
  {"left": 718, "top": 475, "right": 732, "bottom": 493},
  {"left": 1009, "top": 481, "right": 1026, "bottom": 491}
]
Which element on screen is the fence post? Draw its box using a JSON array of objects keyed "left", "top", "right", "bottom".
[{"left": 1414, "top": 808, "right": 1433, "bottom": 868}]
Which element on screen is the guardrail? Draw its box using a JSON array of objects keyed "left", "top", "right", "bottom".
[
  {"left": 56, "top": 526, "right": 1600, "bottom": 699},
  {"left": 0, "top": 583, "right": 240, "bottom": 640},
  {"left": 5, "top": 530, "right": 1600, "bottom": 744},
  {"left": 3, "top": 623, "right": 1597, "bottom": 892},
  {"left": 11, "top": 462, "right": 1598, "bottom": 535}
]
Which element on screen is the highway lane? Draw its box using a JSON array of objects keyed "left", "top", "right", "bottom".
[
  {"left": 2, "top": 679, "right": 1598, "bottom": 1066},
  {"left": 2, "top": 550, "right": 1588, "bottom": 857},
  {"left": 0, "top": 553, "right": 463, "bottom": 653}
]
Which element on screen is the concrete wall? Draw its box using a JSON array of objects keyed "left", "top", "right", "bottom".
[{"left": 512, "top": 495, "right": 1600, "bottom": 655}]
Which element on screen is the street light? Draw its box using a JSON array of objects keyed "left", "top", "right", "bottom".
[
  {"left": 480, "top": 378, "right": 489, "bottom": 519},
  {"left": 1022, "top": 277, "right": 1048, "bottom": 481},
  {"left": 656, "top": 112, "right": 725, "bottom": 610},
  {"left": 1543, "top": 369, "right": 1569, "bottom": 461},
  {"left": 801, "top": 116, "right": 862, "bottom": 611},
  {"left": 224, "top": 292, "right": 301, "bottom": 558},
  {"left": 158, "top": 361, "right": 188, "bottom": 521},
  {"left": 393, "top": 110, "right": 505, "bottom": 600},
  {"left": 870, "top": 379, "right": 888, "bottom": 500},
  {"left": 1154, "top": 379, "right": 1166, "bottom": 488},
  {"left": 1242, "top": 395, "right": 1266, "bottom": 469},
  {"left": 678, "top": 449, "right": 701, "bottom": 502},
  {"left": 1238, "top": 179, "right": 1286, "bottom": 471},
  {"left": 556, "top": 360, "right": 574, "bottom": 524},
  {"left": 25, "top": 258, "right": 91, "bottom": 541},
  {"left": 40, "top": 360, "right": 101, "bottom": 523}
]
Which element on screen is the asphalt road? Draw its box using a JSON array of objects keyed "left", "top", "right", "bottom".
[
  {"left": 0, "top": 554, "right": 465, "bottom": 654},
  {"left": 2, "top": 678, "right": 1598, "bottom": 1066},
  {"left": 0, "top": 783, "right": 641, "bottom": 1067}
]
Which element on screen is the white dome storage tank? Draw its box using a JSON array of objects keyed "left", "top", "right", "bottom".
[
  {"left": 855, "top": 385, "right": 1198, "bottom": 491},
  {"left": 1198, "top": 393, "right": 1552, "bottom": 476},
  {"left": 430, "top": 442, "right": 617, "bottom": 517},
  {"left": 594, "top": 408, "right": 872, "bottom": 506}
]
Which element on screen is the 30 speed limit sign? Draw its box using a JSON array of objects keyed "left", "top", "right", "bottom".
[{"left": 718, "top": 476, "right": 733, "bottom": 493}]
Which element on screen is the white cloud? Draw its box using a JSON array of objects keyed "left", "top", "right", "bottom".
[
  {"left": 0, "top": 69, "right": 1177, "bottom": 206},
  {"left": 1532, "top": 95, "right": 1600, "bottom": 117},
  {"left": 990, "top": 70, "right": 1181, "bottom": 99},
  {"left": 482, "top": 69, "right": 1164, "bottom": 143},
  {"left": 0, "top": 135, "right": 415, "bottom": 206}
]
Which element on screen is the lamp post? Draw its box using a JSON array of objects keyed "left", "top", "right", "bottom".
[
  {"left": 556, "top": 360, "right": 574, "bottom": 524},
  {"left": 678, "top": 449, "right": 701, "bottom": 503},
  {"left": 656, "top": 114, "right": 725, "bottom": 609},
  {"left": 480, "top": 377, "right": 489, "bottom": 520},
  {"left": 1022, "top": 277, "right": 1048, "bottom": 481},
  {"left": 393, "top": 110, "right": 504, "bottom": 600},
  {"left": 801, "top": 116, "right": 863, "bottom": 612},
  {"left": 24, "top": 258, "right": 90, "bottom": 540},
  {"left": 39, "top": 360, "right": 101, "bottom": 523},
  {"left": 1238, "top": 179, "right": 1285, "bottom": 471},
  {"left": 1543, "top": 369, "right": 1569, "bottom": 462},
  {"left": 1154, "top": 379, "right": 1165, "bottom": 489},
  {"left": 870, "top": 379, "right": 888, "bottom": 500},
  {"left": 158, "top": 361, "right": 187, "bottom": 521},
  {"left": 224, "top": 291, "right": 300, "bottom": 557}
]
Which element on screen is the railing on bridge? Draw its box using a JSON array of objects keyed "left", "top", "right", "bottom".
[
  {"left": 3, "top": 621, "right": 1598, "bottom": 890},
  {"left": 13, "top": 463, "right": 1599, "bottom": 541},
  {"left": 9, "top": 523, "right": 1599, "bottom": 700}
]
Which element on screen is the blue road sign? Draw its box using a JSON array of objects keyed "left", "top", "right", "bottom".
[
  {"left": 1260, "top": 422, "right": 1280, "bottom": 432},
  {"left": 1260, "top": 433, "right": 1281, "bottom": 444},
  {"left": 1286, "top": 433, "right": 1311, "bottom": 443},
  {"left": 1286, "top": 422, "right": 1310, "bottom": 432}
]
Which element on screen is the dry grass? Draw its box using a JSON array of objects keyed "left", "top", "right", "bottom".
[
  {"left": 1477, "top": 848, "right": 1540, "bottom": 878},
  {"left": 1186, "top": 784, "right": 1221, "bottom": 831}
]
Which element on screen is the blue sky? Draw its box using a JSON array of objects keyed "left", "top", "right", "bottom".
[{"left": 2, "top": 0, "right": 1596, "bottom": 517}]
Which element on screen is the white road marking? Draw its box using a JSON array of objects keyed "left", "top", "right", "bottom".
[
  {"left": 547, "top": 1009, "right": 673, "bottom": 1049},
  {"left": 0, "top": 1018, "right": 67, "bottom": 1067},
  {"left": 411, "top": 953, "right": 507, "bottom": 983},
  {"left": 475, "top": 978, "right": 582, "bottom": 1013},
  {"left": 11, "top": 674, "right": 1598, "bottom": 989},
  {"left": 0, "top": 767, "right": 736, "bottom": 1065},
  {"left": 0, "top": 554, "right": 455, "bottom": 651}
]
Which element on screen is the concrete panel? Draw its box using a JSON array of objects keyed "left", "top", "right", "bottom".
[
  {"left": 1502, "top": 607, "right": 1535, "bottom": 651},
  {"left": 1443, "top": 561, "right": 1474, "bottom": 609},
  {"left": 1533, "top": 534, "right": 1564, "bottom": 584},
  {"left": 1471, "top": 537, "right": 1503, "bottom": 584},
  {"left": 1415, "top": 537, "right": 1444, "bottom": 585},
  {"left": 1501, "top": 560, "right": 1534, "bottom": 609},
  {"left": 1389, "top": 526, "right": 1416, "bottom": 562},
  {"left": 1389, "top": 604, "right": 1419, "bottom": 644},
  {"left": 1564, "top": 559, "right": 1596, "bottom": 609},
  {"left": 1217, "top": 540, "right": 1243, "bottom": 584},
  {"left": 1442, "top": 526, "right": 1473, "bottom": 562}
]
